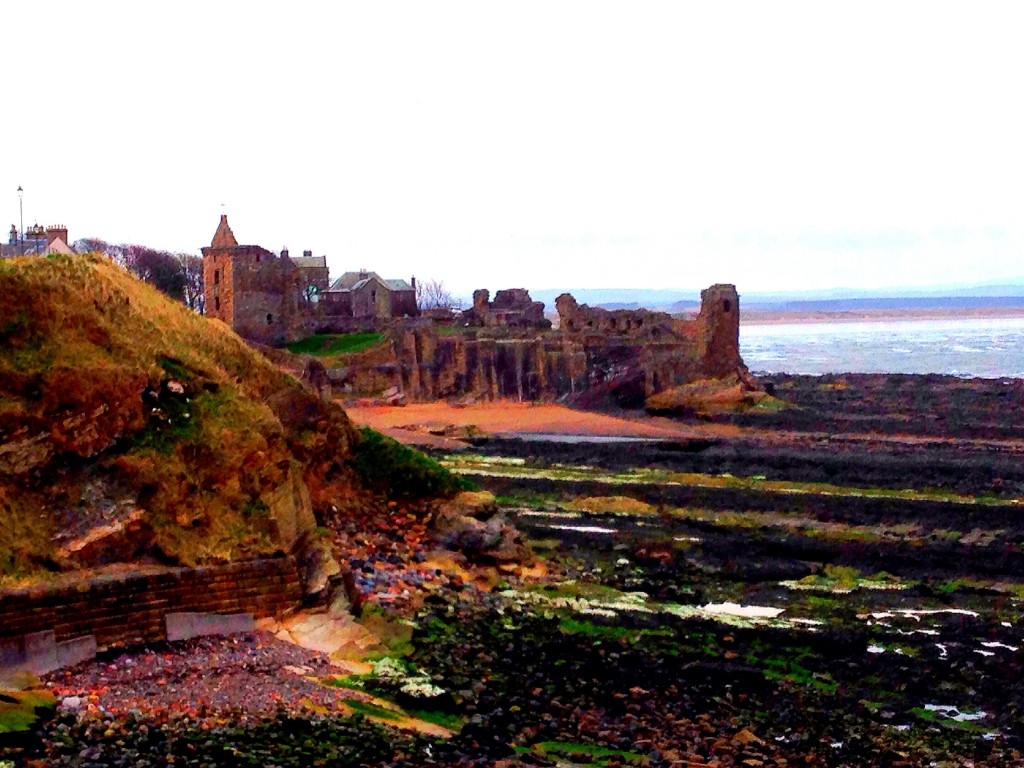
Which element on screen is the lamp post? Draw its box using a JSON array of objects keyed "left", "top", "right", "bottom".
[{"left": 17, "top": 186, "right": 23, "bottom": 256}]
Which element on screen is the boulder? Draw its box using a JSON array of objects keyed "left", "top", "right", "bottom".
[
  {"left": 433, "top": 491, "right": 530, "bottom": 564},
  {"left": 296, "top": 534, "right": 342, "bottom": 598},
  {"left": 645, "top": 372, "right": 771, "bottom": 416}
]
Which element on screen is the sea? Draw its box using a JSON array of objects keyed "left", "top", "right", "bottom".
[{"left": 740, "top": 316, "right": 1024, "bottom": 378}]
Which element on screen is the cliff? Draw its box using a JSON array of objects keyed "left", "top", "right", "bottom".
[
  {"left": 323, "top": 284, "right": 749, "bottom": 408},
  {"left": 0, "top": 253, "right": 451, "bottom": 584}
]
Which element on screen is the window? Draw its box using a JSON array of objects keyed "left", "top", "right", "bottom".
[
  {"left": 214, "top": 269, "right": 220, "bottom": 285},
  {"left": 267, "top": 313, "right": 273, "bottom": 324},
  {"left": 214, "top": 296, "right": 220, "bottom": 310},
  {"left": 723, "top": 299, "right": 731, "bottom": 313}
]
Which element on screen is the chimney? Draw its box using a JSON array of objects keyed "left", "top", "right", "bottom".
[
  {"left": 46, "top": 225, "right": 68, "bottom": 247},
  {"left": 303, "top": 249, "right": 312, "bottom": 258},
  {"left": 281, "top": 247, "right": 289, "bottom": 260},
  {"left": 411, "top": 275, "right": 417, "bottom": 294}
]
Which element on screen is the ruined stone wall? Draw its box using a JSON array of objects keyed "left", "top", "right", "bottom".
[
  {"left": 556, "top": 293, "right": 687, "bottom": 341},
  {"left": 0, "top": 558, "right": 301, "bottom": 649},
  {"left": 332, "top": 284, "right": 745, "bottom": 406},
  {"left": 389, "top": 289, "right": 418, "bottom": 318},
  {"left": 556, "top": 284, "right": 742, "bottom": 381},
  {"left": 464, "top": 288, "right": 550, "bottom": 329}
]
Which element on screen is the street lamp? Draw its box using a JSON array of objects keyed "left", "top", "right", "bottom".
[{"left": 17, "top": 186, "right": 23, "bottom": 256}]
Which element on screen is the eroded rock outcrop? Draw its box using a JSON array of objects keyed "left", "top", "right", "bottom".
[{"left": 0, "top": 253, "right": 367, "bottom": 583}]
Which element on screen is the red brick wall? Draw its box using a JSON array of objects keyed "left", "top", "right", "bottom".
[{"left": 0, "top": 558, "right": 302, "bottom": 649}]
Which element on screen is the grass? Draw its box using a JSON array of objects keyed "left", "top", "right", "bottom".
[
  {"left": 0, "top": 488, "right": 54, "bottom": 582},
  {"left": 286, "top": 332, "right": 386, "bottom": 358}
]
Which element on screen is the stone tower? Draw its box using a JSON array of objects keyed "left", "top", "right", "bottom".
[
  {"left": 202, "top": 215, "right": 240, "bottom": 326},
  {"left": 201, "top": 214, "right": 288, "bottom": 344},
  {"left": 696, "top": 284, "right": 741, "bottom": 378}
]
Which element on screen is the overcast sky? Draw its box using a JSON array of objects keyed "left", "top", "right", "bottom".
[{"left": 7, "top": 2, "right": 1022, "bottom": 296}]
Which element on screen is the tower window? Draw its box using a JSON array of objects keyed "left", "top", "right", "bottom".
[
  {"left": 214, "top": 296, "right": 220, "bottom": 310},
  {"left": 723, "top": 300, "right": 731, "bottom": 313},
  {"left": 214, "top": 269, "right": 220, "bottom": 285},
  {"left": 267, "top": 314, "right": 273, "bottom": 324}
]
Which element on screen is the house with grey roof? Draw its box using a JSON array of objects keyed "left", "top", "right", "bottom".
[{"left": 325, "top": 270, "right": 418, "bottom": 319}]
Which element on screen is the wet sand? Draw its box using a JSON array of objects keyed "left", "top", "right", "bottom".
[{"left": 344, "top": 401, "right": 734, "bottom": 444}]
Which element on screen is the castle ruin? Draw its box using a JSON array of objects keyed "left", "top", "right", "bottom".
[
  {"left": 202, "top": 215, "right": 417, "bottom": 345},
  {"left": 365, "top": 284, "right": 746, "bottom": 407}
]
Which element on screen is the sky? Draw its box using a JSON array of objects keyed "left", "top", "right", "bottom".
[{"left": 6, "top": 1, "right": 1023, "bottom": 297}]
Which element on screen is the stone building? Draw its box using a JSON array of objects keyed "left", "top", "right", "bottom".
[
  {"left": 202, "top": 215, "right": 418, "bottom": 345},
  {"left": 327, "top": 271, "right": 418, "bottom": 319}
]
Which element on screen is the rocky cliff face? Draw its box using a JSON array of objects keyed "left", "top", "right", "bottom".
[
  {"left": 362, "top": 284, "right": 747, "bottom": 407},
  {"left": 0, "top": 254, "right": 367, "bottom": 582}
]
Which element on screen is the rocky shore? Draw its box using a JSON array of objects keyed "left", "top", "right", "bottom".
[{"left": 4, "top": 372, "right": 1024, "bottom": 767}]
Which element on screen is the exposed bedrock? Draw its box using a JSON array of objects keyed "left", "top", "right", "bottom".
[{"left": 360, "top": 284, "right": 748, "bottom": 406}]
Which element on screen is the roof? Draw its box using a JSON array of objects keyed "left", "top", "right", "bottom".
[
  {"left": 290, "top": 255, "right": 327, "bottom": 270},
  {"left": 1, "top": 237, "right": 49, "bottom": 257},
  {"left": 211, "top": 215, "right": 238, "bottom": 248},
  {"left": 332, "top": 271, "right": 413, "bottom": 292},
  {"left": 331, "top": 270, "right": 381, "bottom": 291},
  {"left": 45, "top": 237, "right": 76, "bottom": 256}
]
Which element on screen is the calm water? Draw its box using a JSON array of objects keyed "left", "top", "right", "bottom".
[{"left": 740, "top": 316, "right": 1024, "bottom": 378}]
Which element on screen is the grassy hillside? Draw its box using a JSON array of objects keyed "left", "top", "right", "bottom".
[{"left": 0, "top": 253, "right": 361, "bottom": 581}]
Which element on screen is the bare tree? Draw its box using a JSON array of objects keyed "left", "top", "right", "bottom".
[
  {"left": 177, "top": 253, "right": 205, "bottom": 314},
  {"left": 416, "top": 278, "right": 459, "bottom": 310},
  {"left": 84, "top": 240, "right": 191, "bottom": 306},
  {"left": 73, "top": 237, "right": 109, "bottom": 254}
]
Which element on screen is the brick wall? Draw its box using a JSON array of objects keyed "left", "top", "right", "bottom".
[{"left": 0, "top": 558, "right": 302, "bottom": 649}]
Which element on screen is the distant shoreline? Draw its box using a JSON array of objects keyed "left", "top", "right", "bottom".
[{"left": 740, "top": 306, "right": 1024, "bottom": 326}]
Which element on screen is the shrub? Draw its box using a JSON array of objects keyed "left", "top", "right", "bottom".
[{"left": 349, "top": 427, "right": 475, "bottom": 500}]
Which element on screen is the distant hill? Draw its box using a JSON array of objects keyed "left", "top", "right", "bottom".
[
  {"left": 526, "top": 281, "right": 1024, "bottom": 315},
  {"left": 744, "top": 296, "right": 1024, "bottom": 313}
]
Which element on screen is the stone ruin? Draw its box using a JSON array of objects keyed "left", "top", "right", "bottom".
[
  {"left": 462, "top": 288, "right": 550, "bottom": 329},
  {"left": 361, "top": 282, "right": 747, "bottom": 408}
]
